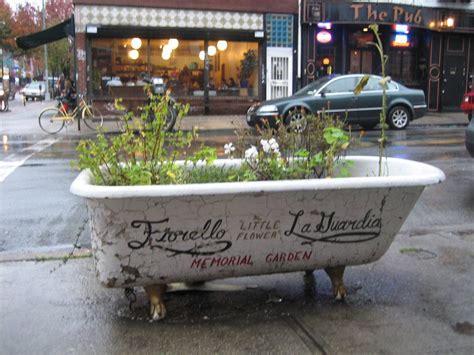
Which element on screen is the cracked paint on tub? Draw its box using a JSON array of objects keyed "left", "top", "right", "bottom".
[
  {"left": 84, "top": 186, "right": 424, "bottom": 287},
  {"left": 70, "top": 157, "right": 445, "bottom": 288}
]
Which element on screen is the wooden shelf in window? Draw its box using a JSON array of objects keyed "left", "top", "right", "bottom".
[{"left": 112, "top": 64, "right": 148, "bottom": 74}]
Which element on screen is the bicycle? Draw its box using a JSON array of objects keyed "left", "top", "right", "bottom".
[{"left": 38, "top": 95, "right": 104, "bottom": 134}]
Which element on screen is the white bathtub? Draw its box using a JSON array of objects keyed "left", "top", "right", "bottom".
[{"left": 71, "top": 156, "right": 445, "bottom": 319}]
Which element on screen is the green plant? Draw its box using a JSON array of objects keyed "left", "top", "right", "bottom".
[
  {"left": 353, "top": 24, "right": 388, "bottom": 176},
  {"left": 238, "top": 49, "right": 257, "bottom": 83},
  {"left": 73, "top": 94, "right": 353, "bottom": 186}
]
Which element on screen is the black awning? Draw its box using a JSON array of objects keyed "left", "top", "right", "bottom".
[{"left": 16, "top": 16, "right": 75, "bottom": 50}]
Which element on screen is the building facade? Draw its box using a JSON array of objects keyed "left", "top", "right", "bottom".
[
  {"left": 74, "top": 0, "right": 473, "bottom": 113},
  {"left": 302, "top": 0, "right": 474, "bottom": 111},
  {"left": 73, "top": 0, "right": 298, "bottom": 114}
]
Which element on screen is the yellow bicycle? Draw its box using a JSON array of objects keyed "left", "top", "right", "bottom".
[{"left": 38, "top": 95, "right": 103, "bottom": 134}]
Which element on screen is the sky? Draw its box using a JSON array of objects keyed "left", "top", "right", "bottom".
[{"left": 7, "top": 0, "right": 44, "bottom": 11}]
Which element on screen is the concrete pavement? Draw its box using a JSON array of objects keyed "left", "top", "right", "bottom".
[{"left": 1, "top": 222, "right": 473, "bottom": 354}]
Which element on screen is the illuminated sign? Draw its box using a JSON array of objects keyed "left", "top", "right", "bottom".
[
  {"left": 317, "top": 22, "right": 332, "bottom": 30},
  {"left": 316, "top": 31, "right": 332, "bottom": 44},
  {"left": 391, "top": 34, "right": 410, "bottom": 47},
  {"left": 393, "top": 24, "right": 409, "bottom": 33}
]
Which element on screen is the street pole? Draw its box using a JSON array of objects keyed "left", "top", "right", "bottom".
[
  {"left": 0, "top": 21, "right": 4, "bottom": 85},
  {"left": 0, "top": 49, "right": 3, "bottom": 83},
  {"left": 0, "top": 21, "right": 4, "bottom": 83},
  {"left": 42, "top": 0, "right": 50, "bottom": 100}
]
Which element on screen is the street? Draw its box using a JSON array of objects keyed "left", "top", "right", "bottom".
[
  {"left": 1, "top": 97, "right": 472, "bottom": 252},
  {"left": 0, "top": 96, "right": 473, "bottom": 354}
]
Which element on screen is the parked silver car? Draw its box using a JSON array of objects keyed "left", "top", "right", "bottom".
[{"left": 22, "top": 81, "right": 46, "bottom": 101}]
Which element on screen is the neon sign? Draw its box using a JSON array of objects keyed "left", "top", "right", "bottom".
[
  {"left": 391, "top": 34, "right": 410, "bottom": 47},
  {"left": 393, "top": 24, "right": 409, "bottom": 33},
  {"left": 316, "top": 31, "right": 332, "bottom": 44}
]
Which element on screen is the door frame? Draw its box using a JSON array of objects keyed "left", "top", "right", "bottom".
[{"left": 266, "top": 47, "right": 293, "bottom": 99}]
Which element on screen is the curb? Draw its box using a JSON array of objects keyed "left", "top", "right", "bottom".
[{"left": 0, "top": 245, "right": 92, "bottom": 263}]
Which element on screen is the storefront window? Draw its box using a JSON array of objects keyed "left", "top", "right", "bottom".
[
  {"left": 208, "top": 41, "right": 259, "bottom": 98},
  {"left": 91, "top": 38, "right": 259, "bottom": 99},
  {"left": 91, "top": 38, "right": 150, "bottom": 97},
  {"left": 349, "top": 50, "right": 372, "bottom": 74},
  {"left": 348, "top": 31, "right": 374, "bottom": 74},
  {"left": 389, "top": 48, "right": 418, "bottom": 87},
  {"left": 149, "top": 39, "right": 204, "bottom": 97}
]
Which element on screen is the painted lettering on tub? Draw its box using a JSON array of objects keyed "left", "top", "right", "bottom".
[
  {"left": 284, "top": 209, "right": 382, "bottom": 245},
  {"left": 236, "top": 219, "right": 280, "bottom": 241},
  {"left": 128, "top": 219, "right": 231, "bottom": 256},
  {"left": 236, "top": 231, "right": 278, "bottom": 240},
  {"left": 265, "top": 250, "right": 313, "bottom": 264},
  {"left": 190, "top": 255, "right": 254, "bottom": 269}
]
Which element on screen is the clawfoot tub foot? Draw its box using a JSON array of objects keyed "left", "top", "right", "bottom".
[
  {"left": 144, "top": 284, "right": 168, "bottom": 321},
  {"left": 324, "top": 266, "right": 346, "bottom": 301}
]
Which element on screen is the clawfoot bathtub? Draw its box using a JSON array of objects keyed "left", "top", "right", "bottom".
[{"left": 71, "top": 156, "right": 445, "bottom": 320}]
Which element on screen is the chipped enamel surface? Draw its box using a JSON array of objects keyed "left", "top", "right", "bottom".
[{"left": 71, "top": 156, "right": 445, "bottom": 288}]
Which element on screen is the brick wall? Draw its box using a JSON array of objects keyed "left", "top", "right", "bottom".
[{"left": 75, "top": 32, "right": 87, "bottom": 94}]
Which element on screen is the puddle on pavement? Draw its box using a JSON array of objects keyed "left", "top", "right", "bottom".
[
  {"left": 453, "top": 321, "right": 474, "bottom": 336},
  {"left": 399, "top": 248, "right": 437, "bottom": 260}
]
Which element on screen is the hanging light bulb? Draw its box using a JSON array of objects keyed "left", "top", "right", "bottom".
[
  {"left": 207, "top": 45, "right": 217, "bottom": 56},
  {"left": 163, "top": 44, "right": 172, "bottom": 56},
  {"left": 162, "top": 51, "right": 171, "bottom": 60},
  {"left": 128, "top": 49, "right": 139, "bottom": 60},
  {"left": 131, "top": 38, "right": 142, "bottom": 50},
  {"left": 199, "top": 50, "right": 205, "bottom": 61},
  {"left": 217, "top": 40, "right": 228, "bottom": 51},
  {"left": 168, "top": 38, "right": 179, "bottom": 49}
]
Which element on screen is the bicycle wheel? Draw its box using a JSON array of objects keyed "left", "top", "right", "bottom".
[
  {"left": 82, "top": 105, "right": 104, "bottom": 130},
  {"left": 39, "top": 108, "right": 65, "bottom": 134},
  {"left": 116, "top": 113, "right": 131, "bottom": 132}
]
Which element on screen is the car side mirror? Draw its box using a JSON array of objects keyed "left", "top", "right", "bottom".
[{"left": 320, "top": 91, "right": 326, "bottom": 98}]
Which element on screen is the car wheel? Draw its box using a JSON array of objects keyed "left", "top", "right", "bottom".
[
  {"left": 388, "top": 106, "right": 410, "bottom": 130},
  {"left": 360, "top": 123, "right": 378, "bottom": 130},
  {"left": 285, "top": 107, "right": 308, "bottom": 132}
]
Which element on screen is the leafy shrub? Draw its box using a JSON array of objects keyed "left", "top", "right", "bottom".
[{"left": 73, "top": 94, "right": 353, "bottom": 186}]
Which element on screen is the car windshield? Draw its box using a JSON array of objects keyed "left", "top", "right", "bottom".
[
  {"left": 294, "top": 76, "right": 335, "bottom": 96},
  {"left": 28, "top": 83, "right": 43, "bottom": 88}
]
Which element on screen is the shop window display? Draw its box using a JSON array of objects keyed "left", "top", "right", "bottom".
[
  {"left": 91, "top": 38, "right": 259, "bottom": 99},
  {"left": 149, "top": 39, "right": 204, "bottom": 97}
]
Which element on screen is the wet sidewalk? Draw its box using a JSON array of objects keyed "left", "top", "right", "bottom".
[
  {"left": 178, "top": 111, "right": 470, "bottom": 132},
  {"left": 1, "top": 223, "right": 473, "bottom": 354}
]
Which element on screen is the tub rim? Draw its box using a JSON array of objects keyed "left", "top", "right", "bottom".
[{"left": 70, "top": 156, "right": 446, "bottom": 199}]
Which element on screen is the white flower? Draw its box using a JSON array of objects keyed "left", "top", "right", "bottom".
[
  {"left": 269, "top": 138, "right": 279, "bottom": 151},
  {"left": 245, "top": 145, "right": 258, "bottom": 160},
  {"left": 224, "top": 143, "right": 235, "bottom": 155},
  {"left": 260, "top": 139, "right": 271, "bottom": 153},
  {"left": 261, "top": 138, "right": 279, "bottom": 154}
]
